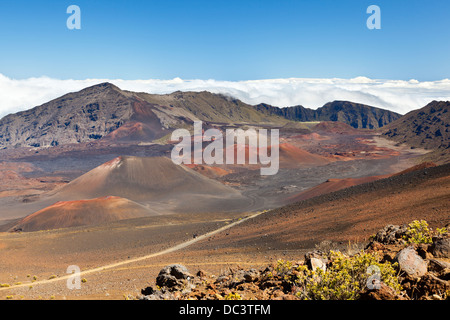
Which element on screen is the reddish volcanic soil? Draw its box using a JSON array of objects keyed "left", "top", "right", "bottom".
[
  {"left": 50, "top": 156, "right": 245, "bottom": 204},
  {"left": 0, "top": 121, "right": 443, "bottom": 299},
  {"left": 290, "top": 132, "right": 329, "bottom": 141},
  {"left": 0, "top": 164, "right": 447, "bottom": 300},
  {"left": 101, "top": 100, "right": 167, "bottom": 142},
  {"left": 187, "top": 163, "right": 450, "bottom": 252},
  {"left": 278, "top": 143, "right": 332, "bottom": 168},
  {"left": 9, "top": 196, "right": 159, "bottom": 232},
  {"left": 285, "top": 162, "right": 438, "bottom": 203},
  {"left": 0, "top": 156, "right": 251, "bottom": 226},
  {"left": 286, "top": 174, "right": 390, "bottom": 203},
  {"left": 391, "top": 161, "right": 437, "bottom": 176},
  {"left": 0, "top": 162, "right": 67, "bottom": 198},
  {"left": 284, "top": 129, "right": 419, "bottom": 163},
  {"left": 217, "top": 142, "right": 332, "bottom": 169},
  {"left": 184, "top": 164, "right": 232, "bottom": 178},
  {"left": 185, "top": 141, "right": 333, "bottom": 177},
  {"left": 103, "top": 122, "right": 147, "bottom": 141}
]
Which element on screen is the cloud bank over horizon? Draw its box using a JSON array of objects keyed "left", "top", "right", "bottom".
[{"left": 1, "top": 74, "right": 450, "bottom": 118}]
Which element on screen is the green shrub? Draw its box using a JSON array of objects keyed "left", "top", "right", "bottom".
[
  {"left": 294, "top": 251, "right": 401, "bottom": 300},
  {"left": 403, "top": 220, "right": 447, "bottom": 244},
  {"left": 275, "top": 259, "right": 294, "bottom": 276},
  {"left": 436, "top": 227, "right": 448, "bottom": 236},
  {"left": 403, "top": 220, "right": 433, "bottom": 244}
]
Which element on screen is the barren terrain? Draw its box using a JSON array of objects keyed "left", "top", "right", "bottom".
[{"left": 0, "top": 123, "right": 444, "bottom": 300}]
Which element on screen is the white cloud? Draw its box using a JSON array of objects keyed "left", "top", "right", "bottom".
[{"left": 1, "top": 74, "right": 450, "bottom": 118}]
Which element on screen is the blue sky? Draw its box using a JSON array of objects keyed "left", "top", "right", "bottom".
[{"left": 0, "top": 0, "right": 449, "bottom": 81}]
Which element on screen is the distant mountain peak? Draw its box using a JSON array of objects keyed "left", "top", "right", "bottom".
[
  {"left": 76, "top": 82, "right": 123, "bottom": 94},
  {"left": 0, "top": 83, "right": 402, "bottom": 149},
  {"left": 90, "top": 82, "right": 120, "bottom": 89},
  {"left": 383, "top": 100, "right": 450, "bottom": 151}
]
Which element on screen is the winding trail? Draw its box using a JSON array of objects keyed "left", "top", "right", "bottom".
[{"left": 0, "top": 211, "right": 263, "bottom": 291}]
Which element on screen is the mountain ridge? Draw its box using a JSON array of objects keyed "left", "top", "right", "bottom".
[
  {"left": 0, "top": 82, "right": 402, "bottom": 149},
  {"left": 254, "top": 100, "right": 401, "bottom": 129},
  {"left": 382, "top": 100, "right": 450, "bottom": 163}
]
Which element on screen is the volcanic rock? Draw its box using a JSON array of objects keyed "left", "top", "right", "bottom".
[
  {"left": 156, "top": 264, "right": 193, "bottom": 290},
  {"left": 395, "top": 246, "right": 428, "bottom": 278},
  {"left": 431, "top": 237, "right": 450, "bottom": 258},
  {"left": 370, "top": 224, "right": 408, "bottom": 245},
  {"left": 305, "top": 250, "right": 327, "bottom": 272}
]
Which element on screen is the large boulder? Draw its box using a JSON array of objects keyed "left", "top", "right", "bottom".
[
  {"left": 305, "top": 250, "right": 327, "bottom": 272},
  {"left": 431, "top": 237, "right": 450, "bottom": 259},
  {"left": 156, "top": 264, "right": 193, "bottom": 289},
  {"left": 395, "top": 246, "right": 428, "bottom": 278},
  {"left": 215, "top": 267, "right": 261, "bottom": 288},
  {"left": 243, "top": 268, "right": 260, "bottom": 282}
]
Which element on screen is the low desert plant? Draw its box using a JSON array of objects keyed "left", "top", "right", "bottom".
[
  {"left": 274, "top": 259, "right": 294, "bottom": 276},
  {"left": 403, "top": 220, "right": 447, "bottom": 244},
  {"left": 294, "top": 251, "right": 401, "bottom": 300},
  {"left": 436, "top": 227, "right": 448, "bottom": 236},
  {"left": 404, "top": 220, "right": 433, "bottom": 244},
  {"left": 224, "top": 292, "right": 242, "bottom": 300}
]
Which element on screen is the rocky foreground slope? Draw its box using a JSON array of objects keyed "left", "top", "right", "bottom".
[{"left": 137, "top": 221, "right": 450, "bottom": 300}]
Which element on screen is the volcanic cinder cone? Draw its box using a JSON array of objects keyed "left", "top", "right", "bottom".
[
  {"left": 10, "top": 196, "right": 159, "bottom": 232},
  {"left": 47, "top": 156, "right": 250, "bottom": 214}
]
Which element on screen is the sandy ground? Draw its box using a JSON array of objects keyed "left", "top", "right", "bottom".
[
  {"left": 0, "top": 212, "right": 305, "bottom": 300},
  {"left": 0, "top": 211, "right": 255, "bottom": 299},
  {"left": 0, "top": 164, "right": 448, "bottom": 300},
  {"left": 0, "top": 129, "right": 445, "bottom": 300}
]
